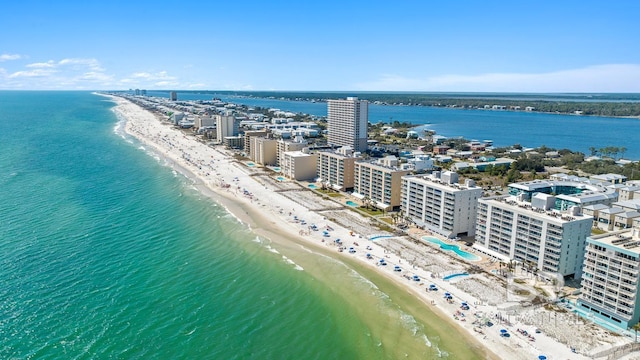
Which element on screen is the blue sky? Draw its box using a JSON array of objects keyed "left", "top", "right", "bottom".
[{"left": 1, "top": 0, "right": 639, "bottom": 92}]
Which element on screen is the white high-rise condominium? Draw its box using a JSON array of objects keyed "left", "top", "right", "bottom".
[{"left": 327, "top": 97, "right": 368, "bottom": 152}]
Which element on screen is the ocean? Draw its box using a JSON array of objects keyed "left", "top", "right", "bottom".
[
  {"left": 0, "top": 91, "right": 482, "bottom": 359},
  {"left": 156, "top": 91, "right": 640, "bottom": 160}
]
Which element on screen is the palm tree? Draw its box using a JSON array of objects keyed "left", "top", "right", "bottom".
[
  {"left": 390, "top": 212, "right": 398, "bottom": 224},
  {"left": 362, "top": 195, "right": 371, "bottom": 210}
]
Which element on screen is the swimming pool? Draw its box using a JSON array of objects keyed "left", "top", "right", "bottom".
[
  {"left": 308, "top": 184, "right": 317, "bottom": 189},
  {"left": 346, "top": 200, "right": 358, "bottom": 207},
  {"left": 369, "top": 234, "right": 393, "bottom": 241},
  {"left": 272, "top": 167, "right": 281, "bottom": 172},
  {"left": 246, "top": 162, "right": 255, "bottom": 167},
  {"left": 276, "top": 176, "right": 285, "bottom": 182},
  {"left": 443, "top": 272, "right": 470, "bottom": 281},
  {"left": 423, "top": 237, "right": 481, "bottom": 261},
  {"left": 572, "top": 304, "right": 627, "bottom": 334}
]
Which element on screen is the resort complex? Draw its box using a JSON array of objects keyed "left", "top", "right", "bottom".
[{"left": 115, "top": 91, "right": 640, "bottom": 358}]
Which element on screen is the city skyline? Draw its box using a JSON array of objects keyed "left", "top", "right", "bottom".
[{"left": 1, "top": 0, "right": 639, "bottom": 92}]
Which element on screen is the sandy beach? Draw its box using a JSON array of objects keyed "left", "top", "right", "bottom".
[{"left": 105, "top": 93, "right": 636, "bottom": 360}]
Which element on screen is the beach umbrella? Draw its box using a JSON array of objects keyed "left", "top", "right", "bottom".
[
  {"left": 500, "top": 329, "right": 507, "bottom": 333},
  {"left": 538, "top": 356, "right": 547, "bottom": 360},
  {"left": 444, "top": 292, "right": 450, "bottom": 296},
  {"left": 379, "top": 259, "right": 385, "bottom": 263}
]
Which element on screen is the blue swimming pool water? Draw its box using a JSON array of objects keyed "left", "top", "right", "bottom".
[
  {"left": 572, "top": 304, "right": 627, "bottom": 334},
  {"left": 443, "top": 273, "right": 470, "bottom": 281},
  {"left": 308, "top": 184, "right": 317, "bottom": 189},
  {"left": 346, "top": 201, "right": 358, "bottom": 207},
  {"left": 277, "top": 176, "right": 285, "bottom": 181},
  {"left": 247, "top": 162, "right": 255, "bottom": 167},
  {"left": 423, "top": 237, "right": 480, "bottom": 261},
  {"left": 273, "top": 167, "right": 281, "bottom": 172},
  {"left": 369, "top": 235, "right": 393, "bottom": 241}
]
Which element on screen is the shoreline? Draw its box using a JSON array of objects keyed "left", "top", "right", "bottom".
[{"left": 103, "top": 93, "right": 607, "bottom": 359}]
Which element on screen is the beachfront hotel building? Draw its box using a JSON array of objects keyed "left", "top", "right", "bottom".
[
  {"left": 250, "top": 137, "right": 278, "bottom": 166},
  {"left": 316, "top": 147, "right": 361, "bottom": 191},
  {"left": 352, "top": 156, "right": 409, "bottom": 211},
  {"left": 243, "top": 129, "right": 269, "bottom": 153},
  {"left": 474, "top": 192, "right": 593, "bottom": 280},
  {"left": 401, "top": 171, "right": 482, "bottom": 238},
  {"left": 282, "top": 151, "right": 318, "bottom": 181},
  {"left": 276, "top": 138, "right": 308, "bottom": 167},
  {"left": 578, "top": 223, "right": 640, "bottom": 330},
  {"left": 216, "top": 114, "right": 237, "bottom": 142},
  {"left": 327, "top": 97, "right": 368, "bottom": 152}
]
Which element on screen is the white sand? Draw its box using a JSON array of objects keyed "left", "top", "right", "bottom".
[{"left": 105, "top": 94, "right": 635, "bottom": 360}]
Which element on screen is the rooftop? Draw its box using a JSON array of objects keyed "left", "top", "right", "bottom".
[{"left": 589, "top": 230, "right": 640, "bottom": 255}]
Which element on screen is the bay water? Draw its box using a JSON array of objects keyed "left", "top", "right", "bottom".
[{"left": 162, "top": 91, "right": 640, "bottom": 159}]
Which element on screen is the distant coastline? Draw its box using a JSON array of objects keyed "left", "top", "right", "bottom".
[{"left": 193, "top": 90, "right": 640, "bottom": 118}]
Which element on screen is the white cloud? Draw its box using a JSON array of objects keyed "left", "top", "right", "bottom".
[
  {"left": 356, "top": 64, "right": 640, "bottom": 93},
  {"left": 0, "top": 53, "right": 22, "bottom": 61},
  {"left": 154, "top": 80, "right": 179, "bottom": 87},
  {"left": 130, "top": 71, "right": 174, "bottom": 80},
  {"left": 119, "top": 70, "right": 182, "bottom": 88},
  {"left": 8, "top": 68, "right": 56, "bottom": 78},
  {"left": 58, "top": 58, "right": 104, "bottom": 72},
  {"left": 26, "top": 60, "right": 56, "bottom": 68},
  {"left": 2, "top": 57, "right": 114, "bottom": 89},
  {"left": 79, "top": 71, "right": 114, "bottom": 82}
]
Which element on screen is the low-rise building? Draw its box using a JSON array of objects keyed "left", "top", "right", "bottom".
[{"left": 508, "top": 179, "right": 618, "bottom": 211}]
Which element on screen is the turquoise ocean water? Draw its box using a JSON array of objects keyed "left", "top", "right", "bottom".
[{"left": 0, "top": 92, "right": 465, "bottom": 359}]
